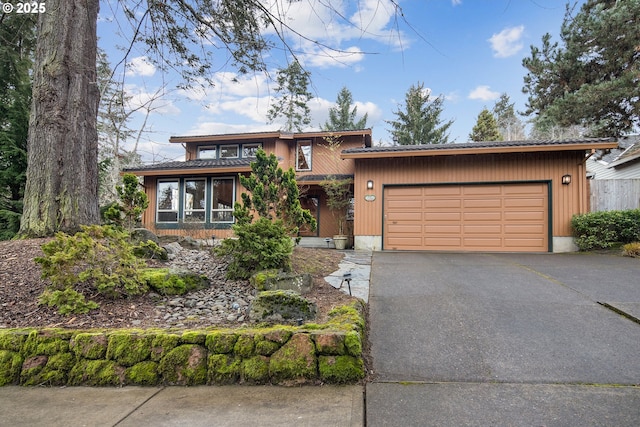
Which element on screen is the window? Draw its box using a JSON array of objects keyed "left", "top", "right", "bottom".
[
  {"left": 296, "top": 140, "right": 312, "bottom": 171},
  {"left": 242, "top": 143, "right": 262, "bottom": 158},
  {"left": 184, "top": 179, "right": 206, "bottom": 222},
  {"left": 219, "top": 145, "right": 239, "bottom": 159},
  {"left": 197, "top": 146, "right": 217, "bottom": 159},
  {"left": 211, "top": 178, "right": 235, "bottom": 222},
  {"left": 157, "top": 180, "right": 179, "bottom": 222}
]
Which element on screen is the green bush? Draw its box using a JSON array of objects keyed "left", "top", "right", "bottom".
[
  {"left": 35, "top": 225, "right": 150, "bottom": 314},
  {"left": 215, "top": 218, "right": 293, "bottom": 279},
  {"left": 571, "top": 209, "right": 640, "bottom": 250}
]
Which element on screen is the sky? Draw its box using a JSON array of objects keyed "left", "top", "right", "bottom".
[{"left": 96, "top": 0, "right": 583, "bottom": 163}]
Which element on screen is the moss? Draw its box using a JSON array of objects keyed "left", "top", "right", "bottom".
[
  {"left": 20, "top": 353, "right": 73, "bottom": 386},
  {"left": 327, "top": 302, "right": 365, "bottom": 332},
  {"left": 0, "top": 350, "right": 23, "bottom": 386},
  {"left": 344, "top": 331, "right": 362, "bottom": 356},
  {"left": 269, "top": 334, "right": 316, "bottom": 382},
  {"left": 250, "top": 269, "right": 280, "bottom": 291},
  {"left": 313, "top": 332, "right": 346, "bottom": 355},
  {"left": 251, "top": 290, "right": 317, "bottom": 321},
  {"left": 241, "top": 355, "right": 270, "bottom": 384},
  {"left": 70, "top": 333, "right": 108, "bottom": 360},
  {"left": 150, "top": 334, "right": 181, "bottom": 362},
  {"left": 262, "top": 329, "right": 293, "bottom": 344},
  {"left": 253, "top": 335, "right": 281, "bottom": 356},
  {"left": 207, "top": 354, "right": 241, "bottom": 384},
  {"left": 180, "top": 330, "right": 206, "bottom": 345},
  {"left": 205, "top": 331, "right": 238, "bottom": 354},
  {"left": 106, "top": 333, "right": 152, "bottom": 367},
  {"left": 234, "top": 334, "right": 255, "bottom": 357},
  {"left": 0, "top": 330, "right": 30, "bottom": 352},
  {"left": 318, "top": 355, "right": 364, "bottom": 383},
  {"left": 22, "top": 330, "right": 69, "bottom": 357},
  {"left": 125, "top": 361, "right": 159, "bottom": 385},
  {"left": 142, "top": 268, "right": 209, "bottom": 296},
  {"left": 159, "top": 344, "right": 207, "bottom": 385},
  {"left": 68, "top": 359, "right": 125, "bottom": 386}
]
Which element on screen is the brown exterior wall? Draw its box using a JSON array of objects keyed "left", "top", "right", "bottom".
[{"left": 352, "top": 151, "right": 589, "bottom": 240}]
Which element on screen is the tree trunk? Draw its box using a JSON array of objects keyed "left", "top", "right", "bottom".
[{"left": 19, "top": 0, "right": 100, "bottom": 237}]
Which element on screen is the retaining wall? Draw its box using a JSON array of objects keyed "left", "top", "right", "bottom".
[{"left": 0, "top": 302, "right": 365, "bottom": 387}]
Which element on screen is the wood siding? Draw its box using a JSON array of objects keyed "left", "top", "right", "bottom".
[{"left": 353, "top": 151, "right": 589, "bottom": 241}]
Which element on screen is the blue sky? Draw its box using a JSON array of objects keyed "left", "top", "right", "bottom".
[{"left": 97, "top": 0, "right": 581, "bottom": 163}]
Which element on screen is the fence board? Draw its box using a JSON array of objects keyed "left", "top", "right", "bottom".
[{"left": 590, "top": 179, "right": 640, "bottom": 211}]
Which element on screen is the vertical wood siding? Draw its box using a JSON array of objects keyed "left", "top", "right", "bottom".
[{"left": 353, "top": 151, "right": 588, "bottom": 238}]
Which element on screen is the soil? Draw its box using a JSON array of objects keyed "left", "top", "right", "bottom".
[{"left": 0, "top": 239, "right": 358, "bottom": 330}]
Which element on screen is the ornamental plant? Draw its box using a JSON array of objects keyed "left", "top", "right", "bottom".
[{"left": 103, "top": 173, "right": 149, "bottom": 233}]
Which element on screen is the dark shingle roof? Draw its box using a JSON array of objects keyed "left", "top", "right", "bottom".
[
  {"left": 342, "top": 138, "right": 617, "bottom": 155},
  {"left": 124, "top": 158, "right": 253, "bottom": 172}
]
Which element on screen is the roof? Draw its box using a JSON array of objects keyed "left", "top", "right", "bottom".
[
  {"left": 607, "top": 137, "right": 640, "bottom": 169},
  {"left": 169, "top": 129, "right": 373, "bottom": 146},
  {"left": 123, "top": 158, "right": 253, "bottom": 176},
  {"left": 341, "top": 138, "right": 619, "bottom": 159}
]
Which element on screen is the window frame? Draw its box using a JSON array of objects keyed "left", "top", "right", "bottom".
[
  {"left": 183, "top": 178, "right": 207, "bottom": 223},
  {"left": 156, "top": 179, "right": 180, "bottom": 223},
  {"left": 296, "top": 139, "right": 312, "bottom": 171},
  {"left": 242, "top": 143, "right": 262, "bottom": 158},
  {"left": 211, "top": 177, "right": 236, "bottom": 224},
  {"left": 219, "top": 144, "right": 240, "bottom": 159},
  {"left": 197, "top": 146, "right": 217, "bottom": 159}
]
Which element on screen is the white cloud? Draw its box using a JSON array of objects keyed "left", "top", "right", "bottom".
[
  {"left": 124, "top": 85, "right": 181, "bottom": 115},
  {"left": 468, "top": 85, "right": 500, "bottom": 101},
  {"left": 488, "top": 25, "right": 524, "bottom": 58},
  {"left": 125, "top": 56, "right": 156, "bottom": 77},
  {"left": 451, "top": 0, "right": 462, "bottom": 5}
]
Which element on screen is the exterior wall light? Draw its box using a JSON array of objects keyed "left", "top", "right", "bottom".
[
  {"left": 562, "top": 174, "right": 572, "bottom": 185},
  {"left": 366, "top": 180, "right": 374, "bottom": 190}
]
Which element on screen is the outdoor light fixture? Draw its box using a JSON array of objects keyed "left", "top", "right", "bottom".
[
  {"left": 366, "top": 180, "right": 374, "bottom": 190},
  {"left": 562, "top": 174, "right": 572, "bottom": 185}
]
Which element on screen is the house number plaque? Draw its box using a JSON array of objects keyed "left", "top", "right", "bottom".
[{"left": 364, "top": 194, "right": 376, "bottom": 202}]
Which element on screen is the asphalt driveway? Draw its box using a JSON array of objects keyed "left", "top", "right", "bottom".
[{"left": 366, "top": 252, "right": 640, "bottom": 426}]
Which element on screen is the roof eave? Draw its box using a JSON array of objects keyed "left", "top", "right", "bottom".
[
  {"left": 170, "top": 129, "right": 373, "bottom": 145},
  {"left": 341, "top": 141, "right": 619, "bottom": 159}
]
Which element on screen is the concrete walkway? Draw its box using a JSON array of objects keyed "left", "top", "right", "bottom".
[
  {"left": 366, "top": 252, "right": 640, "bottom": 426},
  {"left": 324, "top": 250, "right": 372, "bottom": 301}
]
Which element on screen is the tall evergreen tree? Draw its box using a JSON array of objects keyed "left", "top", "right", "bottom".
[
  {"left": 492, "top": 93, "right": 525, "bottom": 141},
  {"left": 469, "top": 109, "right": 503, "bottom": 142},
  {"left": 266, "top": 61, "right": 313, "bottom": 132},
  {"left": 386, "top": 82, "right": 453, "bottom": 145},
  {"left": 522, "top": 0, "right": 640, "bottom": 137},
  {"left": 323, "top": 87, "right": 368, "bottom": 131},
  {"left": 0, "top": 14, "right": 36, "bottom": 239}
]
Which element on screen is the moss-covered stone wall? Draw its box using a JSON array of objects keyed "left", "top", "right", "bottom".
[{"left": 0, "top": 302, "right": 365, "bottom": 387}]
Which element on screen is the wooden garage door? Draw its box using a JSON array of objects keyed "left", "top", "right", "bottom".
[{"left": 384, "top": 183, "right": 549, "bottom": 252}]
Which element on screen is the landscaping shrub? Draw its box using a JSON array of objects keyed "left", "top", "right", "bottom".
[
  {"left": 571, "top": 209, "right": 640, "bottom": 251},
  {"left": 215, "top": 218, "right": 293, "bottom": 279},
  {"left": 35, "top": 225, "right": 151, "bottom": 314}
]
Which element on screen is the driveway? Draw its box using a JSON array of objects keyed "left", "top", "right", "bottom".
[{"left": 366, "top": 252, "right": 640, "bottom": 426}]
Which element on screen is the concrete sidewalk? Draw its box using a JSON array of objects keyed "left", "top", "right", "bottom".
[{"left": 0, "top": 385, "right": 364, "bottom": 427}]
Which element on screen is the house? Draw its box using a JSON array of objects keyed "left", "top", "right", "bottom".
[
  {"left": 126, "top": 133, "right": 617, "bottom": 253},
  {"left": 586, "top": 135, "right": 640, "bottom": 179},
  {"left": 124, "top": 130, "right": 372, "bottom": 242}
]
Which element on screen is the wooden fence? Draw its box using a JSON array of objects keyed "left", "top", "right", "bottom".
[{"left": 590, "top": 179, "right": 640, "bottom": 212}]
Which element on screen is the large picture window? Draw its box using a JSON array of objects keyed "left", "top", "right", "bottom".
[
  {"left": 184, "top": 179, "right": 206, "bottom": 222},
  {"left": 211, "top": 178, "right": 235, "bottom": 222},
  {"left": 296, "top": 140, "right": 312, "bottom": 171},
  {"left": 157, "top": 180, "right": 179, "bottom": 222},
  {"left": 197, "top": 146, "right": 217, "bottom": 159},
  {"left": 219, "top": 145, "right": 239, "bottom": 159}
]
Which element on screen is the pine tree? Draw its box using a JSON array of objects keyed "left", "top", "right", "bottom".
[
  {"left": 469, "top": 109, "right": 503, "bottom": 142},
  {"left": 386, "top": 82, "right": 453, "bottom": 145},
  {"left": 522, "top": 0, "right": 640, "bottom": 137},
  {"left": 0, "top": 14, "right": 36, "bottom": 239},
  {"left": 492, "top": 94, "right": 525, "bottom": 141},
  {"left": 266, "top": 61, "right": 313, "bottom": 132},
  {"left": 323, "top": 87, "right": 368, "bottom": 131}
]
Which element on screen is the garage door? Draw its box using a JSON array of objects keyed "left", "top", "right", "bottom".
[{"left": 384, "top": 183, "right": 549, "bottom": 252}]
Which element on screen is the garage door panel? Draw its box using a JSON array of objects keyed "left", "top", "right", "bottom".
[
  {"left": 384, "top": 183, "right": 548, "bottom": 252},
  {"left": 464, "top": 199, "right": 502, "bottom": 208}
]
